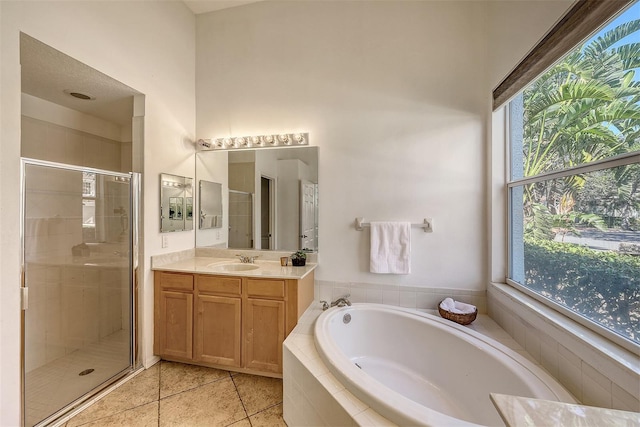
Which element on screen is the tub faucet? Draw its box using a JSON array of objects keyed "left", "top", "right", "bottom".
[{"left": 331, "top": 295, "right": 351, "bottom": 308}]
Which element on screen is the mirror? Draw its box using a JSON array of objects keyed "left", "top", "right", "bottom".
[
  {"left": 160, "top": 173, "right": 193, "bottom": 232},
  {"left": 196, "top": 146, "right": 318, "bottom": 252},
  {"left": 199, "top": 180, "right": 223, "bottom": 229}
]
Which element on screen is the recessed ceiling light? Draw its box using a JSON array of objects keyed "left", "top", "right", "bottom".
[{"left": 63, "top": 89, "right": 95, "bottom": 100}]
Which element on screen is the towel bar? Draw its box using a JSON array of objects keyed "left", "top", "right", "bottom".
[{"left": 355, "top": 217, "right": 433, "bottom": 233}]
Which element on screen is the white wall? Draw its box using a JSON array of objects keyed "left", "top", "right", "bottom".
[
  {"left": 195, "top": 151, "right": 229, "bottom": 247},
  {"left": 0, "top": 2, "right": 195, "bottom": 424},
  {"left": 197, "top": 1, "right": 489, "bottom": 289},
  {"left": 487, "top": 0, "right": 574, "bottom": 90}
]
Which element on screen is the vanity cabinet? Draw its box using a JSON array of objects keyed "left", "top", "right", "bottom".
[
  {"left": 154, "top": 269, "right": 314, "bottom": 377},
  {"left": 155, "top": 272, "right": 194, "bottom": 360},
  {"left": 195, "top": 275, "right": 242, "bottom": 368},
  {"left": 244, "top": 279, "right": 286, "bottom": 373}
]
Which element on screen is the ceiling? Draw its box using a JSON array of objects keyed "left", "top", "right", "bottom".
[
  {"left": 183, "top": 0, "right": 262, "bottom": 15},
  {"left": 20, "top": 33, "right": 140, "bottom": 127}
]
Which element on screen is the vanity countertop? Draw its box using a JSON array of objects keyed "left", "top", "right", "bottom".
[
  {"left": 152, "top": 256, "right": 316, "bottom": 280},
  {"left": 490, "top": 393, "right": 640, "bottom": 427}
]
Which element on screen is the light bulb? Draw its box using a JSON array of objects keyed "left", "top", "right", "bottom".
[{"left": 278, "top": 134, "right": 290, "bottom": 144}]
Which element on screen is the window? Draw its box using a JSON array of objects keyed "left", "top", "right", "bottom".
[{"left": 507, "top": 3, "right": 640, "bottom": 347}]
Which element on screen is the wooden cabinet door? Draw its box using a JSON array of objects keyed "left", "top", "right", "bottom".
[
  {"left": 195, "top": 294, "right": 242, "bottom": 367},
  {"left": 243, "top": 298, "right": 285, "bottom": 373},
  {"left": 158, "top": 290, "right": 193, "bottom": 360}
]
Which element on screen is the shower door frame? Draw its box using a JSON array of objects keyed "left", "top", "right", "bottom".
[{"left": 19, "top": 158, "right": 140, "bottom": 427}]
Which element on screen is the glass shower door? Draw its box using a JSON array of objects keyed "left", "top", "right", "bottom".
[
  {"left": 228, "top": 190, "right": 254, "bottom": 248},
  {"left": 22, "top": 160, "right": 134, "bottom": 427}
]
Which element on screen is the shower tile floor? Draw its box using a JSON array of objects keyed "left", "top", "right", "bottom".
[
  {"left": 26, "top": 330, "right": 130, "bottom": 427},
  {"left": 61, "top": 361, "right": 286, "bottom": 427}
]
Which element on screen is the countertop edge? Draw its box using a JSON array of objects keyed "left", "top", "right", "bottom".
[{"left": 151, "top": 256, "right": 317, "bottom": 280}]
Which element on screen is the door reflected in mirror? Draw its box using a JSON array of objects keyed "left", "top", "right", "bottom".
[
  {"left": 196, "top": 146, "right": 318, "bottom": 252},
  {"left": 160, "top": 173, "right": 193, "bottom": 232}
]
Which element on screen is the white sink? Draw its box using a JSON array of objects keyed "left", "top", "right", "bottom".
[{"left": 207, "top": 263, "right": 260, "bottom": 272}]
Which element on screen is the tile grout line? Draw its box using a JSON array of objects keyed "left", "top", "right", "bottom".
[
  {"left": 230, "top": 373, "right": 252, "bottom": 426},
  {"left": 157, "top": 361, "right": 162, "bottom": 427},
  {"left": 158, "top": 361, "right": 234, "bottom": 401}
]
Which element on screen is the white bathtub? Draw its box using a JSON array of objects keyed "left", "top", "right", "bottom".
[{"left": 314, "top": 304, "right": 575, "bottom": 426}]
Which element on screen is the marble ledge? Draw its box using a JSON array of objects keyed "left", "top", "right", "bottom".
[{"left": 490, "top": 393, "right": 640, "bottom": 427}]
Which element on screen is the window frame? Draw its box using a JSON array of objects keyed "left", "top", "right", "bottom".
[{"left": 506, "top": 102, "right": 640, "bottom": 353}]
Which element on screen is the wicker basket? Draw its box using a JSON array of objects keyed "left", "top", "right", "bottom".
[{"left": 438, "top": 300, "right": 477, "bottom": 325}]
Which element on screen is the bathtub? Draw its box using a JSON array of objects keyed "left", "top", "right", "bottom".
[{"left": 314, "top": 304, "right": 575, "bottom": 426}]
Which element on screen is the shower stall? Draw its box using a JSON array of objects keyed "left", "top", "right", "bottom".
[{"left": 21, "top": 159, "right": 139, "bottom": 427}]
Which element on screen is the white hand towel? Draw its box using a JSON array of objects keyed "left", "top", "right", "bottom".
[{"left": 370, "top": 221, "right": 411, "bottom": 274}]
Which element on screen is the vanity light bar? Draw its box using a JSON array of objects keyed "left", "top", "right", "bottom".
[
  {"left": 196, "top": 133, "right": 308, "bottom": 151},
  {"left": 162, "top": 181, "right": 189, "bottom": 188}
]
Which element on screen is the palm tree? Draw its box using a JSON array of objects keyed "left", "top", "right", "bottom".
[{"left": 521, "top": 18, "right": 640, "bottom": 237}]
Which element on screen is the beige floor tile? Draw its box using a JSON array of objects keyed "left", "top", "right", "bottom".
[
  {"left": 160, "top": 377, "right": 246, "bottom": 427},
  {"left": 227, "top": 418, "right": 252, "bottom": 427},
  {"left": 233, "top": 374, "right": 283, "bottom": 416},
  {"left": 67, "top": 364, "right": 159, "bottom": 426},
  {"left": 250, "top": 403, "right": 286, "bottom": 427},
  {"left": 160, "top": 360, "right": 230, "bottom": 398},
  {"left": 80, "top": 401, "right": 158, "bottom": 427}
]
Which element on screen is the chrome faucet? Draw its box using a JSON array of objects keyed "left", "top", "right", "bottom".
[
  {"left": 330, "top": 295, "right": 351, "bottom": 308},
  {"left": 236, "top": 254, "right": 259, "bottom": 264}
]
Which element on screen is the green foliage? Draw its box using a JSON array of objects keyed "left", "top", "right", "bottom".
[
  {"left": 521, "top": 18, "right": 640, "bottom": 201},
  {"left": 290, "top": 250, "right": 307, "bottom": 260},
  {"left": 520, "top": 18, "right": 640, "bottom": 238},
  {"left": 524, "top": 237, "right": 640, "bottom": 343}
]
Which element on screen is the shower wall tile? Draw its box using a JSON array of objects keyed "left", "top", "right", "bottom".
[
  {"left": 83, "top": 286, "right": 101, "bottom": 344},
  {"left": 66, "top": 129, "right": 86, "bottom": 166}
]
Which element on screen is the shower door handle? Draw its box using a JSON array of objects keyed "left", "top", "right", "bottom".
[{"left": 21, "top": 287, "right": 29, "bottom": 310}]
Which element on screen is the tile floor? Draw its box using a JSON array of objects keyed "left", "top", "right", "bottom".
[
  {"left": 64, "top": 361, "right": 286, "bottom": 427},
  {"left": 26, "top": 330, "right": 130, "bottom": 427}
]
